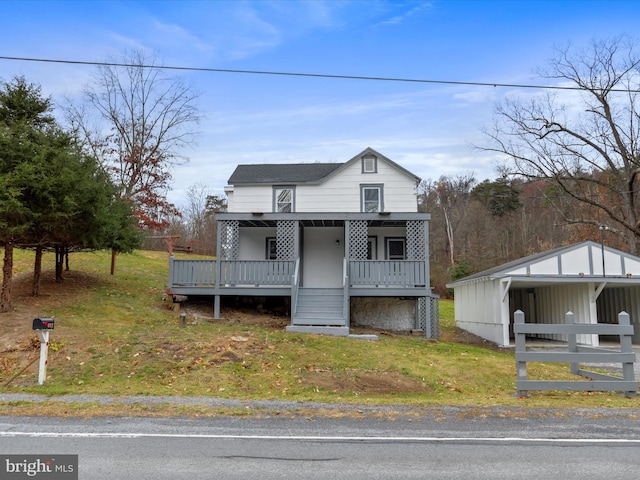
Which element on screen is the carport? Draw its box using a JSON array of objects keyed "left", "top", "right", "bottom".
[{"left": 446, "top": 241, "right": 640, "bottom": 347}]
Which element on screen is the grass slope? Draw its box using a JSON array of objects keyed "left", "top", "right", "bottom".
[{"left": 0, "top": 249, "right": 637, "bottom": 417}]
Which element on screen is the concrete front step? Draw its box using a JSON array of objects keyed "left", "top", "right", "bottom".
[
  {"left": 286, "top": 325, "right": 350, "bottom": 336},
  {"left": 292, "top": 316, "right": 344, "bottom": 326}
]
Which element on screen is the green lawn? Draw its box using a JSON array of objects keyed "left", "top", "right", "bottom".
[{"left": 0, "top": 248, "right": 637, "bottom": 417}]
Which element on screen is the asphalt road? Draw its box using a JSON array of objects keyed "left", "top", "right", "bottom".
[{"left": 2, "top": 409, "right": 640, "bottom": 479}]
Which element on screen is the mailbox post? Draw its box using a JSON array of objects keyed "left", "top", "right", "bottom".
[{"left": 32, "top": 318, "right": 54, "bottom": 385}]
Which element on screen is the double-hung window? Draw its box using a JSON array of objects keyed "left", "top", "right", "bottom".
[
  {"left": 361, "top": 184, "right": 383, "bottom": 213},
  {"left": 274, "top": 186, "right": 295, "bottom": 213}
]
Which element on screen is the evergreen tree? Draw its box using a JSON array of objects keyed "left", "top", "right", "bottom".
[
  {"left": 0, "top": 77, "right": 55, "bottom": 310},
  {"left": 0, "top": 76, "right": 141, "bottom": 307}
]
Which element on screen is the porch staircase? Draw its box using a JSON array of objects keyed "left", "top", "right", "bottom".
[{"left": 287, "top": 288, "right": 349, "bottom": 336}]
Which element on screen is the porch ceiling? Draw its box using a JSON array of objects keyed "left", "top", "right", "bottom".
[
  {"left": 298, "top": 219, "right": 410, "bottom": 227},
  {"left": 220, "top": 212, "right": 430, "bottom": 228},
  {"left": 301, "top": 219, "right": 343, "bottom": 227},
  {"left": 234, "top": 219, "right": 413, "bottom": 227},
  {"left": 235, "top": 219, "right": 279, "bottom": 227}
]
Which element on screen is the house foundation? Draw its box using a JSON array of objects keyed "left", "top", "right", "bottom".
[{"left": 351, "top": 297, "right": 415, "bottom": 331}]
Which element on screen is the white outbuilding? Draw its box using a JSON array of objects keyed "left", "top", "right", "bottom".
[{"left": 446, "top": 241, "right": 640, "bottom": 347}]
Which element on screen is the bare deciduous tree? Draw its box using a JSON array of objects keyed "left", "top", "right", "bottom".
[
  {"left": 68, "top": 50, "right": 202, "bottom": 231},
  {"left": 183, "top": 183, "right": 219, "bottom": 255},
  {"left": 483, "top": 37, "right": 640, "bottom": 253},
  {"left": 420, "top": 174, "right": 475, "bottom": 266}
]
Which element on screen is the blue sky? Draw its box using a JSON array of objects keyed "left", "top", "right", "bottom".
[{"left": 1, "top": 0, "right": 640, "bottom": 208}]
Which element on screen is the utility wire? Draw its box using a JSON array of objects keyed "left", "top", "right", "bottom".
[{"left": 1, "top": 55, "right": 638, "bottom": 93}]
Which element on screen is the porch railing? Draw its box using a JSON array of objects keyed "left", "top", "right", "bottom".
[
  {"left": 349, "top": 260, "right": 426, "bottom": 287},
  {"left": 169, "top": 258, "right": 295, "bottom": 287},
  {"left": 170, "top": 258, "right": 427, "bottom": 289},
  {"left": 220, "top": 260, "right": 295, "bottom": 285},
  {"left": 170, "top": 258, "right": 217, "bottom": 286}
]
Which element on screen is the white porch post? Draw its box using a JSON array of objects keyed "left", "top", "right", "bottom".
[
  {"left": 500, "top": 278, "right": 511, "bottom": 347},
  {"left": 588, "top": 281, "right": 603, "bottom": 347}
]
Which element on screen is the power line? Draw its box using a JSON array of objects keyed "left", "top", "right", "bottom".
[{"left": 1, "top": 55, "right": 637, "bottom": 93}]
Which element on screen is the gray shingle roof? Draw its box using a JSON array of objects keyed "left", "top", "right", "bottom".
[{"left": 228, "top": 163, "right": 343, "bottom": 185}]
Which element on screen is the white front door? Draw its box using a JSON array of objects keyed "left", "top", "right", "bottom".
[{"left": 302, "top": 227, "right": 344, "bottom": 288}]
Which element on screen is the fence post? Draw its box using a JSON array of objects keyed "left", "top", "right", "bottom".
[
  {"left": 514, "top": 310, "right": 528, "bottom": 397},
  {"left": 618, "top": 311, "right": 637, "bottom": 398},
  {"left": 168, "top": 254, "right": 175, "bottom": 290},
  {"left": 36, "top": 330, "right": 50, "bottom": 385},
  {"left": 566, "top": 311, "right": 579, "bottom": 375}
]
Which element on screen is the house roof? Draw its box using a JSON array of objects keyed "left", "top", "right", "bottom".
[
  {"left": 226, "top": 147, "right": 421, "bottom": 186},
  {"left": 455, "top": 244, "right": 571, "bottom": 282},
  {"left": 447, "top": 241, "right": 640, "bottom": 288},
  {"left": 228, "top": 163, "right": 343, "bottom": 185}
]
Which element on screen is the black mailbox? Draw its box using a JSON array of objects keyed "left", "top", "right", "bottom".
[{"left": 32, "top": 318, "right": 54, "bottom": 330}]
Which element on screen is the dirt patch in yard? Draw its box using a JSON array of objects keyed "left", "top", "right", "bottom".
[
  {"left": 301, "top": 368, "right": 432, "bottom": 395},
  {"left": 0, "top": 271, "right": 107, "bottom": 384},
  {"left": 179, "top": 297, "right": 291, "bottom": 330},
  {"left": 441, "top": 325, "right": 502, "bottom": 349}
]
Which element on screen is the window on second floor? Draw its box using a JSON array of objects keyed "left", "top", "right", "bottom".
[
  {"left": 274, "top": 186, "right": 295, "bottom": 213},
  {"left": 361, "top": 184, "right": 383, "bottom": 212}
]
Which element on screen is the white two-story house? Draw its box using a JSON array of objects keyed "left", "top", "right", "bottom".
[{"left": 167, "top": 147, "right": 439, "bottom": 337}]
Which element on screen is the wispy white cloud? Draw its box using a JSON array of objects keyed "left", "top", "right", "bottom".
[
  {"left": 149, "top": 18, "right": 215, "bottom": 56},
  {"left": 202, "top": 86, "right": 445, "bottom": 136},
  {"left": 452, "top": 88, "right": 499, "bottom": 105},
  {"left": 373, "top": 1, "right": 434, "bottom": 27},
  {"left": 178, "top": 0, "right": 351, "bottom": 62},
  {"left": 104, "top": 33, "right": 150, "bottom": 56}
]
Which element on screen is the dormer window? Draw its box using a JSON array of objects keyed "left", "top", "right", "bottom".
[
  {"left": 274, "top": 186, "right": 295, "bottom": 213},
  {"left": 362, "top": 154, "right": 377, "bottom": 173}
]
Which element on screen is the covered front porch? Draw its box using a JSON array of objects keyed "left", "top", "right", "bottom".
[{"left": 167, "top": 212, "right": 438, "bottom": 337}]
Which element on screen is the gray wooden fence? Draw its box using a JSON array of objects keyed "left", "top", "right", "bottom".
[{"left": 514, "top": 310, "right": 637, "bottom": 398}]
